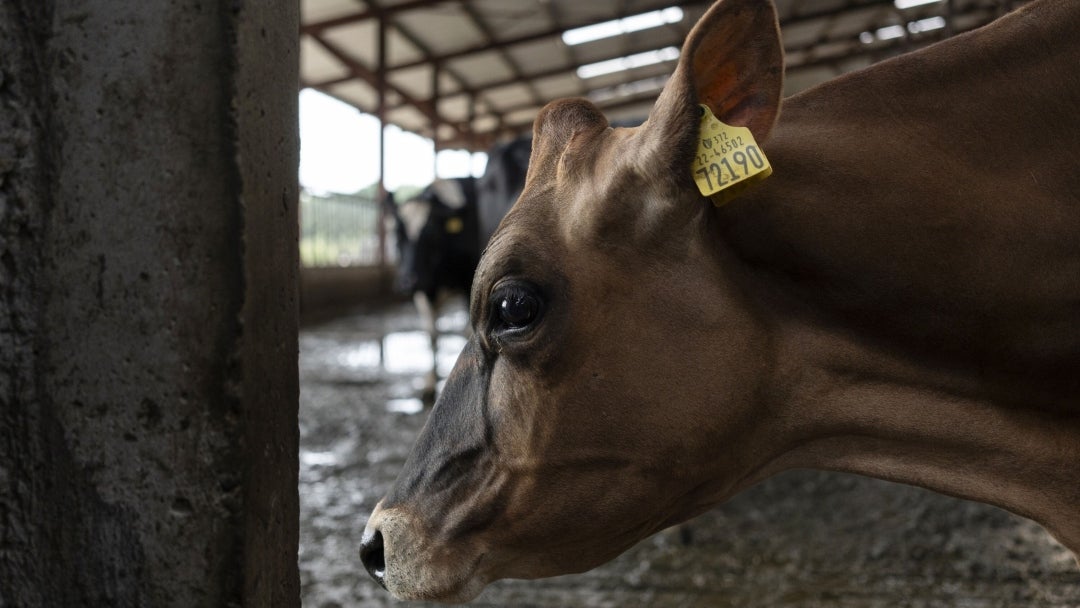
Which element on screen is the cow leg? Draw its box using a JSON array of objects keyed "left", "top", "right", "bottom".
[{"left": 413, "top": 291, "right": 439, "bottom": 404}]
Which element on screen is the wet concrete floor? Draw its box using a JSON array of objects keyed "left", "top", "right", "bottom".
[{"left": 299, "top": 300, "right": 1079, "bottom": 607}]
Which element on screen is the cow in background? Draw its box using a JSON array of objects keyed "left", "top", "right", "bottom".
[
  {"left": 477, "top": 136, "right": 532, "bottom": 246},
  {"left": 386, "top": 142, "right": 532, "bottom": 402},
  {"left": 386, "top": 177, "right": 479, "bottom": 401}
]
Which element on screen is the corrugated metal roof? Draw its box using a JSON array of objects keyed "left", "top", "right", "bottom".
[{"left": 301, "top": 0, "right": 1027, "bottom": 151}]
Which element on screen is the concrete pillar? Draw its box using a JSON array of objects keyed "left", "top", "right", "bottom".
[{"left": 0, "top": 0, "right": 299, "bottom": 606}]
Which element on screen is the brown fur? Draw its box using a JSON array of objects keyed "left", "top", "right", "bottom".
[{"left": 363, "top": 0, "right": 1080, "bottom": 602}]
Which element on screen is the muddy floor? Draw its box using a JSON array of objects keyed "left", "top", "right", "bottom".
[{"left": 299, "top": 300, "right": 1079, "bottom": 608}]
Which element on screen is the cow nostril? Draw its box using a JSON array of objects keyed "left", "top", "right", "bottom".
[{"left": 360, "top": 529, "right": 387, "bottom": 589}]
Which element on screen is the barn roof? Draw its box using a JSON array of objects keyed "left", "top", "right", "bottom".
[{"left": 300, "top": 0, "right": 1025, "bottom": 152}]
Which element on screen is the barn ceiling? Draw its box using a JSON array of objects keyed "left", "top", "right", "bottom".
[{"left": 300, "top": 0, "right": 1027, "bottom": 152}]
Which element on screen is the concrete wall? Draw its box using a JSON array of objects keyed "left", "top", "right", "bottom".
[
  {"left": 300, "top": 265, "right": 398, "bottom": 323},
  {"left": 0, "top": 0, "right": 299, "bottom": 605}
]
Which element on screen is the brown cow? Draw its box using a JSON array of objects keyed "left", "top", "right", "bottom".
[{"left": 361, "top": 0, "right": 1080, "bottom": 601}]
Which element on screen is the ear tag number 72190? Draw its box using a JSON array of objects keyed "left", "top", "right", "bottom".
[{"left": 691, "top": 104, "right": 772, "bottom": 206}]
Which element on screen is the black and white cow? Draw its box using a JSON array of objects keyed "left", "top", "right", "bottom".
[
  {"left": 477, "top": 136, "right": 532, "bottom": 246},
  {"left": 386, "top": 142, "right": 532, "bottom": 401},
  {"left": 386, "top": 177, "right": 479, "bottom": 400}
]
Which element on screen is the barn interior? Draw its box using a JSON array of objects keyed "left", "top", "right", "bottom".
[
  {"left": 295, "top": 1, "right": 1078, "bottom": 607},
  {"left": 300, "top": 0, "right": 1029, "bottom": 153},
  {"left": 2, "top": 0, "right": 1076, "bottom": 606},
  {"left": 296, "top": 0, "right": 1033, "bottom": 312}
]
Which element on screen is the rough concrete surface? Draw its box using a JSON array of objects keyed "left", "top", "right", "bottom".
[
  {"left": 0, "top": 0, "right": 298, "bottom": 605},
  {"left": 299, "top": 301, "right": 1080, "bottom": 607},
  {"left": 1, "top": 2, "right": 54, "bottom": 605},
  {"left": 235, "top": 0, "right": 302, "bottom": 605}
]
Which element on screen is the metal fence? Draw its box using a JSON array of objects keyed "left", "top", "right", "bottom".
[{"left": 300, "top": 190, "right": 387, "bottom": 267}]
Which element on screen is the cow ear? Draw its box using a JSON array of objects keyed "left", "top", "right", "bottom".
[{"left": 638, "top": 0, "right": 783, "bottom": 182}]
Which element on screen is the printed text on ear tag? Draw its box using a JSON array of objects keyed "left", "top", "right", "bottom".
[{"left": 691, "top": 104, "right": 773, "bottom": 206}]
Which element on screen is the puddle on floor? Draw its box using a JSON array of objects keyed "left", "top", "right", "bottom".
[
  {"left": 300, "top": 450, "right": 339, "bottom": 467},
  {"left": 385, "top": 398, "right": 424, "bottom": 415},
  {"left": 381, "top": 331, "right": 467, "bottom": 376}
]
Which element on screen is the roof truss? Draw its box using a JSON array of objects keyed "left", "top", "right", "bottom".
[{"left": 301, "top": 0, "right": 1027, "bottom": 151}]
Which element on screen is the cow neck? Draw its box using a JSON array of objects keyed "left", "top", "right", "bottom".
[
  {"left": 762, "top": 324, "right": 1080, "bottom": 556},
  {"left": 716, "top": 0, "right": 1080, "bottom": 400},
  {"left": 712, "top": 0, "right": 1080, "bottom": 555}
]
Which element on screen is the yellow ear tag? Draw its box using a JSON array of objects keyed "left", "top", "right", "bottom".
[
  {"left": 691, "top": 104, "right": 773, "bottom": 206},
  {"left": 445, "top": 217, "right": 464, "bottom": 234}
]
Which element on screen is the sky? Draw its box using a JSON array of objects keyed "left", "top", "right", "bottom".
[{"left": 298, "top": 89, "right": 487, "bottom": 195}]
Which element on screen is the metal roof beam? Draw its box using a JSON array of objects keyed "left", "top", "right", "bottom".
[
  {"left": 457, "top": 1, "right": 546, "bottom": 114},
  {"left": 301, "top": 0, "right": 451, "bottom": 35},
  {"left": 388, "top": 0, "right": 705, "bottom": 72},
  {"left": 378, "top": 11, "right": 487, "bottom": 141},
  {"left": 437, "top": 5, "right": 1005, "bottom": 148},
  {"left": 372, "top": 0, "right": 890, "bottom": 113},
  {"left": 313, "top": 0, "right": 895, "bottom": 105},
  {"left": 304, "top": 0, "right": 898, "bottom": 99},
  {"left": 384, "top": 0, "right": 1003, "bottom": 118},
  {"left": 386, "top": 0, "right": 899, "bottom": 73},
  {"left": 307, "top": 32, "right": 470, "bottom": 141}
]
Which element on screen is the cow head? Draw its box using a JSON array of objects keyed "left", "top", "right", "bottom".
[
  {"left": 362, "top": 0, "right": 785, "bottom": 601},
  {"left": 388, "top": 179, "right": 475, "bottom": 297}
]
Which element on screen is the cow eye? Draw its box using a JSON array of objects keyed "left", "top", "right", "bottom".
[{"left": 492, "top": 283, "right": 543, "bottom": 332}]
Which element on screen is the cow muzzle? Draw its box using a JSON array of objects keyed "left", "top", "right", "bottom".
[{"left": 360, "top": 504, "right": 490, "bottom": 603}]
